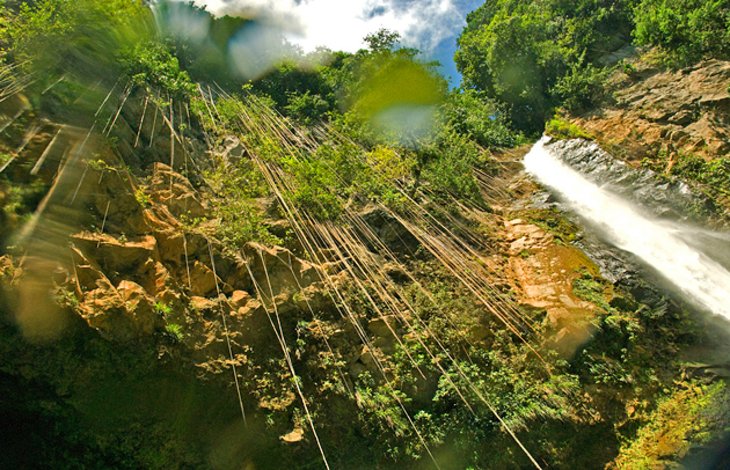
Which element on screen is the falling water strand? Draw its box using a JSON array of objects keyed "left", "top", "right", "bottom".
[{"left": 524, "top": 137, "right": 730, "bottom": 320}]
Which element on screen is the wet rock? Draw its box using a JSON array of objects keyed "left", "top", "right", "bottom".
[{"left": 545, "top": 138, "right": 719, "bottom": 223}]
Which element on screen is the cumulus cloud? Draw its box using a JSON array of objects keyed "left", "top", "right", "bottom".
[{"left": 193, "top": 0, "right": 466, "bottom": 53}]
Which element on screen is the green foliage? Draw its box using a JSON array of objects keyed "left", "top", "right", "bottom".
[
  {"left": 523, "top": 207, "right": 581, "bottom": 243},
  {"left": 573, "top": 271, "right": 614, "bottom": 313},
  {"left": 1, "top": 177, "right": 47, "bottom": 224},
  {"left": 442, "top": 90, "right": 520, "bottom": 149},
  {"left": 363, "top": 28, "right": 401, "bottom": 53},
  {"left": 614, "top": 381, "right": 728, "bottom": 468},
  {"left": 134, "top": 187, "right": 151, "bottom": 208},
  {"left": 545, "top": 116, "right": 594, "bottom": 140},
  {"left": 457, "top": 0, "right": 729, "bottom": 132},
  {"left": 154, "top": 301, "right": 172, "bottom": 316},
  {"left": 283, "top": 91, "right": 332, "bottom": 125},
  {"left": 456, "top": 1, "right": 570, "bottom": 133},
  {"left": 353, "top": 372, "right": 424, "bottom": 460},
  {"left": 671, "top": 154, "right": 730, "bottom": 195},
  {"left": 553, "top": 62, "right": 611, "bottom": 113},
  {"left": 252, "top": 60, "right": 335, "bottom": 121},
  {"left": 164, "top": 323, "right": 184, "bottom": 342},
  {"left": 420, "top": 129, "right": 483, "bottom": 202},
  {"left": 633, "top": 0, "right": 730, "bottom": 64},
  {"left": 122, "top": 41, "right": 195, "bottom": 97},
  {"left": 204, "top": 153, "right": 279, "bottom": 248},
  {"left": 1, "top": 0, "right": 152, "bottom": 81}
]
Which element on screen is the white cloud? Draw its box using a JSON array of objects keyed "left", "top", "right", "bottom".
[{"left": 192, "top": 0, "right": 465, "bottom": 53}]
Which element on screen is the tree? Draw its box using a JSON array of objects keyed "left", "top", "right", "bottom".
[
  {"left": 454, "top": 0, "right": 637, "bottom": 133},
  {"left": 364, "top": 28, "right": 400, "bottom": 52},
  {"left": 633, "top": 0, "right": 730, "bottom": 64}
]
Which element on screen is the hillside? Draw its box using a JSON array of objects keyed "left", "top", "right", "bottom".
[{"left": 1, "top": 1, "right": 729, "bottom": 469}]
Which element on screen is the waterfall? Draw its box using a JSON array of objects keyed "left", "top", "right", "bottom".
[{"left": 524, "top": 137, "right": 730, "bottom": 320}]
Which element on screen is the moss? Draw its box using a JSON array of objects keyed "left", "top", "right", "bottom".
[
  {"left": 613, "top": 380, "right": 728, "bottom": 469},
  {"left": 519, "top": 207, "right": 581, "bottom": 244}
]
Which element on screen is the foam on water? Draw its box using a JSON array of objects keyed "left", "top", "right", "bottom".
[{"left": 524, "top": 137, "right": 730, "bottom": 319}]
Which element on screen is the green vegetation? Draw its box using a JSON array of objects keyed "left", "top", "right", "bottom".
[
  {"left": 456, "top": 0, "right": 635, "bottom": 133},
  {"left": 456, "top": 0, "right": 730, "bottom": 133},
  {"left": 153, "top": 301, "right": 172, "bottom": 316},
  {"left": 122, "top": 41, "right": 196, "bottom": 97},
  {"left": 672, "top": 154, "right": 730, "bottom": 195},
  {"left": 545, "top": 115, "right": 594, "bottom": 141},
  {"left": 633, "top": 0, "right": 730, "bottom": 65},
  {"left": 164, "top": 322, "right": 184, "bottom": 342},
  {"left": 614, "top": 380, "right": 728, "bottom": 468},
  {"left": 0, "top": 0, "right": 728, "bottom": 469}
]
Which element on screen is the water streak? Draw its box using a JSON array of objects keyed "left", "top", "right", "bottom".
[{"left": 524, "top": 137, "right": 730, "bottom": 319}]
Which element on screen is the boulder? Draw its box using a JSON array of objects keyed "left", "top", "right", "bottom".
[
  {"left": 149, "top": 162, "right": 206, "bottom": 219},
  {"left": 281, "top": 427, "right": 305, "bottom": 444},
  {"left": 229, "top": 290, "right": 251, "bottom": 308},
  {"left": 188, "top": 261, "right": 217, "bottom": 296},
  {"left": 72, "top": 232, "right": 157, "bottom": 274},
  {"left": 77, "top": 279, "right": 160, "bottom": 340}
]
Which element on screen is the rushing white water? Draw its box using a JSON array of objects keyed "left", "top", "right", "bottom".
[{"left": 524, "top": 137, "right": 730, "bottom": 320}]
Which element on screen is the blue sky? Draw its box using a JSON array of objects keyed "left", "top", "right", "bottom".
[
  {"left": 195, "top": 0, "right": 484, "bottom": 87},
  {"left": 427, "top": 0, "right": 482, "bottom": 87}
]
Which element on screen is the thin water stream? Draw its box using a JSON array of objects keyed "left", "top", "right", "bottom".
[{"left": 524, "top": 137, "right": 730, "bottom": 320}]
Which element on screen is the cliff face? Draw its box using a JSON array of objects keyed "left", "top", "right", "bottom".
[
  {"left": 565, "top": 58, "right": 730, "bottom": 226},
  {"left": 574, "top": 59, "right": 730, "bottom": 162}
]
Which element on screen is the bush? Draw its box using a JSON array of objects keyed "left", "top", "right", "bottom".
[
  {"left": 122, "top": 41, "right": 196, "bottom": 97},
  {"left": 671, "top": 154, "right": 730, "bottom": 195},
  {"left": 442, "top": 89, "right": 520, "bottom": 149},
  {"left": 552, "top": 63, "right": 610, "bottom": 113},
  {"left": 633, "top": 0, "right": 730, "bottom": 64},
  {"left": 545, "top": 116, "right": 593, "bottom": 140}
]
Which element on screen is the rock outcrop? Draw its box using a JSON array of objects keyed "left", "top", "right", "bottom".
[{"left": 574, "top": 59, "right": 730, "bottom": 162}]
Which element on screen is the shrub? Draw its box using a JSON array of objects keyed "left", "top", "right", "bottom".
[
  {"left": 122, "top": 41, "right": 196, "bottom": 97},
  {"left": 552, "top": 63, "right": 610, "bottom": 113},
  {"left": 633, "top": 0, "right": 730, "bottom": 64},
  {"left": 544, "top": 116, "right": 593, "bottom": 140},
  {"left": 442, "top": 89, "right": 520, "bottom": 149}
]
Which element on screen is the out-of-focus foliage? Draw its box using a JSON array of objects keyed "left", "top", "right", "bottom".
[
  {"left": 1, "top": 0, "right": 152, "bottom": 79},
  {"left": 155, "top": 0, "right": 296, "bottom": 87}
]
